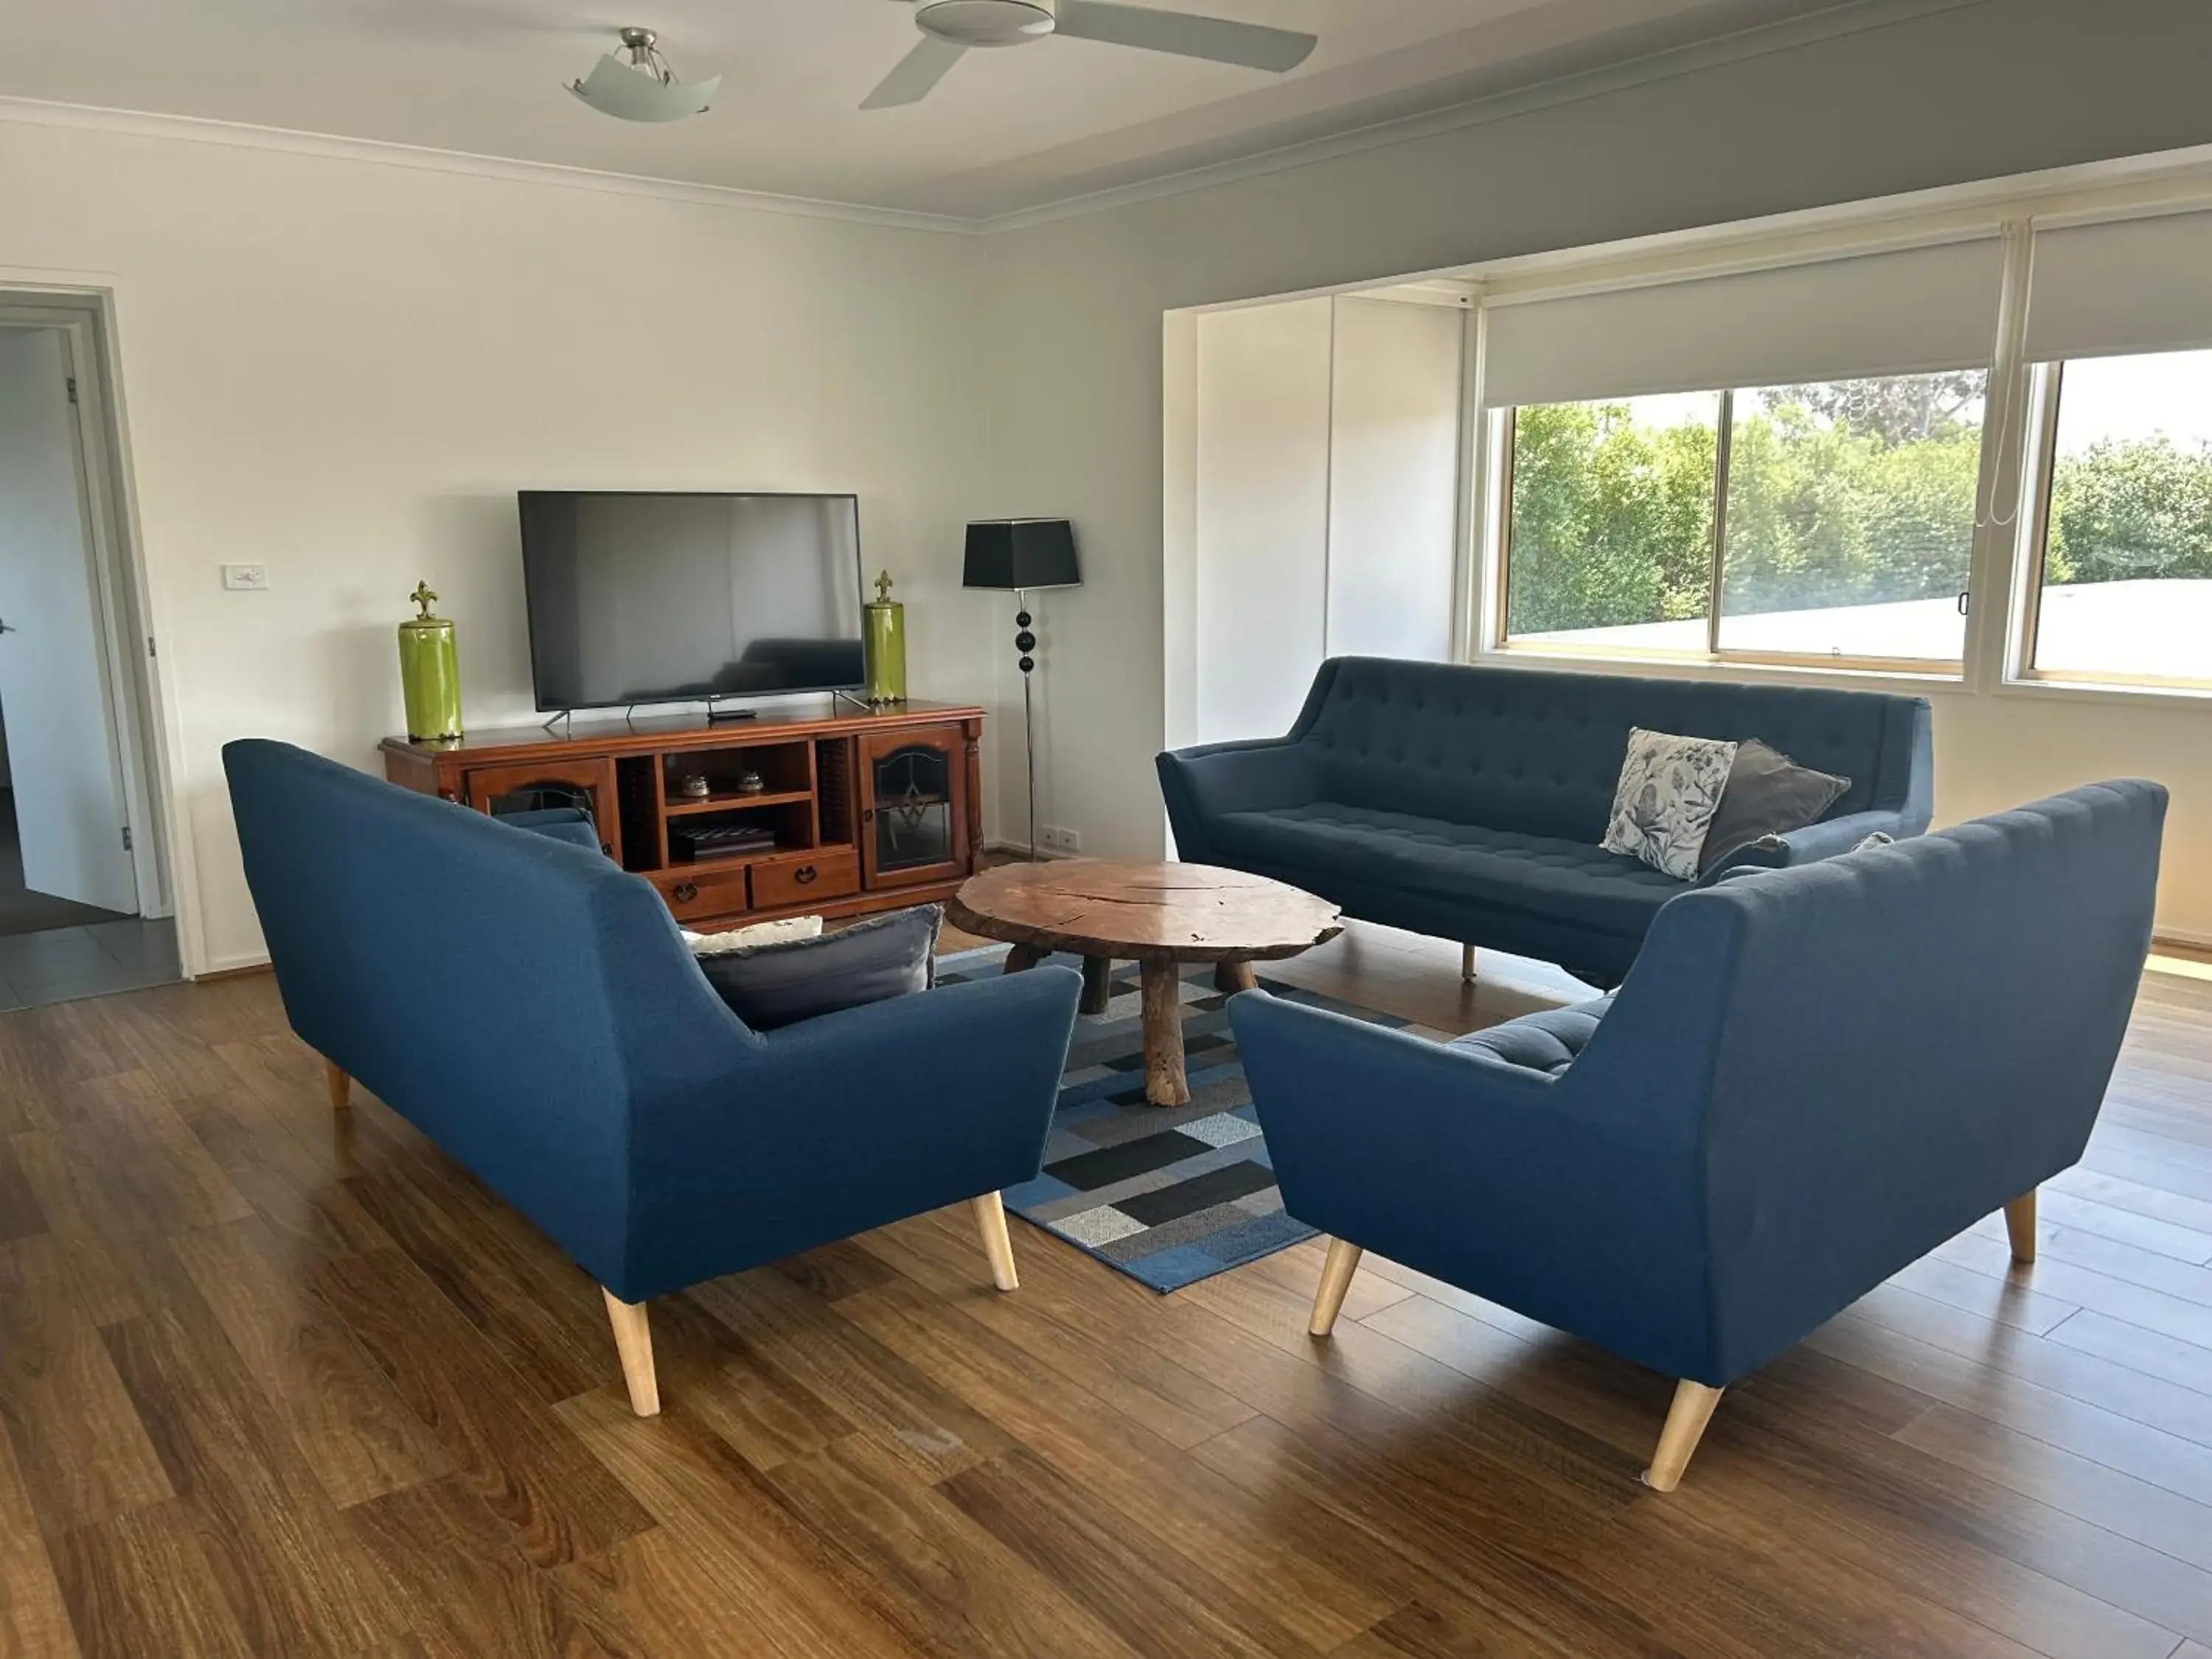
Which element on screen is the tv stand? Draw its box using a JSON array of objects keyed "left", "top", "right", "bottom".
[
  {"left": 380, "top": 699, "right": 984, "bottom": 932},
  {"left": 705, "top": 702, "right": 758, "bottom": 723}
]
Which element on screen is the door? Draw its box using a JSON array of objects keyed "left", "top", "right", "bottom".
[
  {"left": 858, "top": 725, "right": 968, "bottom": 889},
  {"left": 462, "top": 757, "right": 622, "bottom": 865},
  {"left": 0, "top": 328, "right": 138, "bottom": 915}
]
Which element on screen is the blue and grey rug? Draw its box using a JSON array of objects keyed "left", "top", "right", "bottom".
[{"left": 936, "top": 945, "right": 1445, "bottom": 1293}]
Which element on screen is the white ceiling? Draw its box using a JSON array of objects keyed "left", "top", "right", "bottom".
[{"left": 0, "top": 0, "right": 1857, "bottom": 220}]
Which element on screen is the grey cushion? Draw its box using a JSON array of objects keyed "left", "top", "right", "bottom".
[
  {"left": 694, "top": 904, "right": 941, "bottom": 1030},
  {"left": 1448, "top": 996, "right": 1615, "bottom": 1076},
  {"left": 1697, "top": 740, "right": 1851, "bottom": 875}
]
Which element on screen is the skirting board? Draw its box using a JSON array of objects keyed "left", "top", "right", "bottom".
[
  {"left": 192, "top": 956, "right": 274, "bottom": 983},
  {"left": 981, "top": 840, "right": 1075, "bottom": 861}
]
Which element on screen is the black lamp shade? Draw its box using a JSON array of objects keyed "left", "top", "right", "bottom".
[{"left": 963, "top": 519, "right": 1080, "bottom": 591}]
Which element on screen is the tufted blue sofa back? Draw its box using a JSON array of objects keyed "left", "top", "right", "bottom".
[
  {"left": 1290, "top": 658, "right": 1924, "bottom": 840},
  {"left": 224, "top": 738, "right": 755, "bottom": 1287}
]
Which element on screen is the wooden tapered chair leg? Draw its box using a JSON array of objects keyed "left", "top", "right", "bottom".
[
  {"left": 602, "top": 1290, "right": 660, "bottom": 1417},
  {"left": 324, "top": 1060, "right": 351, "bottom": 1111},
  {"left": 972, "top": 1192, "right": 1020, "bottom": 1292},
  {"left": 1461, "top": 944, "right": 1478, "bottom": 984},
  {"left": 1308, "top": 1237, "right": 1364, "bottom": 1337},
  {"left": 2003, "top": 1189, "right": 2037, "bottom": 1265},
  {"left": 1643, "top": 1380, "right": 1723, "bottom": 1491}
]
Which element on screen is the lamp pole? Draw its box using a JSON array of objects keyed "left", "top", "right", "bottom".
[{"left": 1016, "top": 588, "right": 1038, "bottom": 860}]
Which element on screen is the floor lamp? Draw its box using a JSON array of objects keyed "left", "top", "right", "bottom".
[{"left": 963, "top": 519, "right": 1081, "bottom": 860}]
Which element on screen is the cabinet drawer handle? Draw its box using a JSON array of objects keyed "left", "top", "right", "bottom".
[
  {"left": 793, "top": 866, "right": 818, "bottom": 886},
  {"left": 672, "top": 882, "right": 698, "bottom": 904}
]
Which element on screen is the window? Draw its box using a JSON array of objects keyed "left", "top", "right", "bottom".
[
  {"left": 1502, "top": 369, "right": 1986, "bottom": 664},
  {"left": 2028, "top": 348, "right": 2212, "bottom": 686},
  {"left": 1503, "top": 392, "right": 1719, "bottom": 652}
]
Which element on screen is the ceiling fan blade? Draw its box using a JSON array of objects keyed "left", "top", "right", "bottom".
[
  {"left": 861, "top": 36, "right": 969, "bottom": 108},
  {"left": 1053, "top": 1, "right": 1316, "bottom": 72}
]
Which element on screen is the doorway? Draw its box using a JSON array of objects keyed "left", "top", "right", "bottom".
[{"left": 0, "top": 304, "right": 175, "bottom": 1009}]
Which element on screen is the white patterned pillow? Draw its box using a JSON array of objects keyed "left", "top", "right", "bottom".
[
  {"left": 1602, "top": 728, "right": 1739, "bottom": 880},
  {"left": 682, "top": 915, "right": 824, "bottom": 956}
]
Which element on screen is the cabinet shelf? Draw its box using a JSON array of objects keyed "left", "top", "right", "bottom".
[
  {"left": 669, "top": 838, "right": 859, "bottom": 870},
  {"left": 670, "top": 846, "right": 781, "bottom": 868},
  {"left": 664, "top": 787, "right": 813, "bottom": 816}
]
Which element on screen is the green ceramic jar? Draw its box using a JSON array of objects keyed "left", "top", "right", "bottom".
[
  {"left": 863, "top": 570, "right": 907, "bottom": 705},
  {"left": 397, "top": 581, "right": 462, "bottom": 741}
]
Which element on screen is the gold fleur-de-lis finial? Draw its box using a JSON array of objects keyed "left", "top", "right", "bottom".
[
  {"left": 874, "top": 570, "right": 894, "bottom": 605},
  {"left": 410, "top": 581, "right": 438, "bottom": 619}
]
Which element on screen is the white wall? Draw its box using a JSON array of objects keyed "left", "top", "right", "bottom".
[
  {"left": 981, "top": 0, "right": 2212, "bottom": 939},
  {"left": 0, "top": 120, "right": 992, "bottom": 971},
  {"left": 8, "top": 0, "right": 2212, "bottom": 965}
]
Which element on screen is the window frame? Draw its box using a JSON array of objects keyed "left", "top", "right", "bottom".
[
  {"left": 2011, "top": 352, "right": 2212, "bottom": 695},
  {"left": 1488, "top": 380, "right": 1979, "bottom": 678}
]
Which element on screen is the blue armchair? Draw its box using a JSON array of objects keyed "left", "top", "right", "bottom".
[
  {"left": 1231, "top": 781, "right": 2165, "bottom": 1489},
  {"left": 224, "top": 739, "right": 1081, "bottom": 1415}
]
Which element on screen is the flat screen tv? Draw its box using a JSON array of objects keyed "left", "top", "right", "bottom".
[{"left": 520, "top": 491, "right": 866, "bottom": 712}]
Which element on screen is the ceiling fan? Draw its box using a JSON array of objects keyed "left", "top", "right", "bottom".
[{"left": 863, "top": 0, "right": 1318, "bottom": 110}]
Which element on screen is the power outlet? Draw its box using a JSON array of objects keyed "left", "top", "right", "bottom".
[
  {"left": 1037, "top": 825, "right": 1082, "bottom": 856},
  {"left": 221, "top": 563, "right": 270, "bottom": 591}
]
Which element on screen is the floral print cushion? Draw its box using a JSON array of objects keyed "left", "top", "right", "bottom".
[{"left": 1601, "top": 728, "right": 1739, "bottom": 880}]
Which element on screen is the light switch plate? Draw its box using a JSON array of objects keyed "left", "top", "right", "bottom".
[{"left": 220, "top": 563, "right": 269, "bottom": 591}]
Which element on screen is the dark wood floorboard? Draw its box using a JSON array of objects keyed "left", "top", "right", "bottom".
[{"left": 1, "top": 928, "right": 2209, "bottom": 1657}]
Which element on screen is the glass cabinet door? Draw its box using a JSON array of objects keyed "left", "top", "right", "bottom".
[
  {"left": 859, "top": 727, "right": 968, "bottom": 888},
  {"left": 462, "top": 757, "right": 621, "bottom": 863}
]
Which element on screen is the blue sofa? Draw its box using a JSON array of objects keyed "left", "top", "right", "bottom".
[
  {"left": 1158, "top": 658, "right": 1934, "bottom": 984},
  {"left": 1231, "top": 781, "right": 2166, "bottom": 1489},
  {"left": 225, "top": 739, "right": 1081, "bottom": 1415}
]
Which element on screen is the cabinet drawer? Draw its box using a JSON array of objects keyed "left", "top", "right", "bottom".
[
  {"left": 751, "top": 846, "right": 860, "bottom": 910},
  {"left": 652, "top": 865, "right": 751, "bottom": 923}
]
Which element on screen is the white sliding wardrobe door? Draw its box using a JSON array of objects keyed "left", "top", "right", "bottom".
[
  {"left": 1326, "top": 296, "right": 1464, "bottom": 663},
  {"left": 1194, "top": 296, "right": 1332, "bottom": 745}
]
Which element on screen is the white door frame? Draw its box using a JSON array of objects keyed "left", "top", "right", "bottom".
[{"left": 0, "top": 279, "right": 193, "bottom": 965}]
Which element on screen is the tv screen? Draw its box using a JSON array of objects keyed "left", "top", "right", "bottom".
[{"left": 520, "top": 491, "right": 866, "bottom": 711}]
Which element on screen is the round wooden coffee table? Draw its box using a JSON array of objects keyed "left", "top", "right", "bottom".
[{"left": 948, "top": 859, "right": 1341, "bottom": 1107}]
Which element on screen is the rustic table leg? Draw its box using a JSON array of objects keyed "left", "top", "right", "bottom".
[
  {"left": 1003, "top": 942, "right": 1046, "bottom": 973},
  {"left": 1139, "top": 957, "right": 1190, "bottom": 1107},
  {"left": 1079, "top": 956, "right": 1115, "bottom": 1015},
  {"left": 1214, "top": 959, "right": 1257, "bottom": 995}
]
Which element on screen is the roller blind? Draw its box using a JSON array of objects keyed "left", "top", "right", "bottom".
[
  {"left": 2025, "top": 210, "right": 2212, "bottom": 361},
  {"left": 1483, "top": 236, "right": 2004, "bottom": 408}
]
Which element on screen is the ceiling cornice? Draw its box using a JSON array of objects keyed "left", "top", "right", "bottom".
[
  {"left": 0, "top": 94, "right": 981, "bottom": 236},
  {"left": 0, "top": 0, "right": 1980, "bottom": 238},
  {"left": 969, "top": 0, "right": 1981, "bottom": 231}
]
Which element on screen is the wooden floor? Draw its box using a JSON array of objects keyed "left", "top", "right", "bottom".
[{"left": 4, "top": 922, "right": 2212, "bottom": 1658}]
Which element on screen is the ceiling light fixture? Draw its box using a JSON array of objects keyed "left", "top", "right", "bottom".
[{"left": 568, "top": 27, "right": 720, "bottom": 123}]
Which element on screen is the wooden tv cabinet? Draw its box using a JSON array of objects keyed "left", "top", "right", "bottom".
[{"left": 380, "top": 700, "right": 985, "bottom": 932}]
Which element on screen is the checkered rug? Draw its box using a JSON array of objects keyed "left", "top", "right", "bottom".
[{"left": 935, "top": 945, "right": 1446, "bottom": 1293}]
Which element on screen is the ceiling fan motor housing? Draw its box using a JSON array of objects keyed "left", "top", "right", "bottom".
[{"left": 916, "top": 0, "right": 1057, "bottom": 48}]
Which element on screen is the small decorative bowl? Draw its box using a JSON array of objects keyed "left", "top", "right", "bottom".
[
  {"left": 676, "top": 773, "right": 712, "bottom": 799},
  {"left": 736, "top": 771, "right": 766, "bottom": 796}
]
